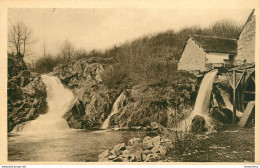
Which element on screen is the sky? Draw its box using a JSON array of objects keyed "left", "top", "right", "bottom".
[{"left": 8, "top": 8, "right": 252, "bottom": 62}]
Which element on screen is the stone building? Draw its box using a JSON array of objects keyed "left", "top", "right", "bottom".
[
  {"left": 236, "top": 9, "right": 256, "bottom": 64},
  {"left": 177, "top": 35, "right": 237, "bottom": 72}
]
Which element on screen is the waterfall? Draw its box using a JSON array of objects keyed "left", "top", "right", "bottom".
[
  {"left": 101, "top": 93, "right": 126, "bottom": 129},
  {"left": 14, "top": 75, "right": 74, "bottom": 132},
  {"left": 219, "top": 88, "right": 243, "bottom": 117},
  {"left": 183, "top": 69, "right": 218, "bottom": 131},
  {"left": 219, "top": 89, "right": 233, "bottom": 110}
]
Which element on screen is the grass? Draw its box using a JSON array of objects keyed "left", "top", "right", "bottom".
[{"left": 166, "top": 124, "right": 255, "bottom": 162}]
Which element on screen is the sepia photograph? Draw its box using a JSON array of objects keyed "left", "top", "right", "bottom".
[{"left": 0, "top": 0, "right": 259, "bottom": 165}]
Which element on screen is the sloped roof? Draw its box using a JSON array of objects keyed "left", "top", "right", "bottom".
[
  {"left": 190, "top": 35, "right": 237, "bottom": 54},
  {"left": 239, "top": 9, "right": 255, "bottom": 39}
]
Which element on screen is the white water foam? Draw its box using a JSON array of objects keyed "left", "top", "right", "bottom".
[
  {"left": 14, "top": 75, "right": 74, "bottom": 132},
  {"left": 180, "top": 69, "right": 218, "bottom": 131},
  {"left": 101, "top": 93, "right": 126, "bottom": 129}
]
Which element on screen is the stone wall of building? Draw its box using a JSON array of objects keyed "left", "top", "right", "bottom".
[
  {"left": 236, "top": 13, "right": 255, "bottom": 63},
  {"left": 178, "top": 38, "right": 207, "bottom": 72}
]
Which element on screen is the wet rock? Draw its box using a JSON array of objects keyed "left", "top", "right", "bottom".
[
  {"left": 211, "top": 107, "right": 233, "bottom": 124},
  {"left": 8, "top": 53, "right": 47, "bottom": 132},
  {"left": 190, "top": 115, "right": 207, "bottom": 133}
]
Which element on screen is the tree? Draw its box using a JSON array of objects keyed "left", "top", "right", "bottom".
[
  {"left": 8, "top": 21, "right": 32, "bottom": 56},
  {"left": 59, "top": 40, "right": 75, "bottom": 62}
]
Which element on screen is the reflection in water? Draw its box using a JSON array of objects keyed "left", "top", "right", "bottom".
[{"left": 8, "top": 130, "right": 147, "bottom": 162}]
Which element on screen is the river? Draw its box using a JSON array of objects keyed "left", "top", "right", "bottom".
[{"left": 8, "top": 130, "right": 148, "bottom": 161}]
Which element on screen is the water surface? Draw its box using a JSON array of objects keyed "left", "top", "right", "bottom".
[{"left": 8, "top": 130, "right": 148, "bottom": 162}]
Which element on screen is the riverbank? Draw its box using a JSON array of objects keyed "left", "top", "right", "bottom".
[
  {"left": 98, "top": 124, "right": 255, "bottom": 162},
  {"left": 167, "top": 124, "right": 255, "bottom": 162}
]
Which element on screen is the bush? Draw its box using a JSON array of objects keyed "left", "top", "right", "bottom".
[
  {"left": 101, "top": 64, "right": 129, "bottom": 89},
  {"left": 30, "top": 55, "right": 61, "bottom": 74}
]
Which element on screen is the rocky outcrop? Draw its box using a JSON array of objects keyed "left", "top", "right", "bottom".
[
  {"left": 98, "top": 135, "right": 172, "bottom": 162},
  {"left": 8, "top": 53, "right": 47, "bottom": 132},
  {"left": 52, "top": 57, "right": 120, "bottom": 129},
  {"left": 109, "top": 78, "right": 197, "bottom": 129},
  {"left": 52, "top": 58, "right": 198, "bottom": 130}
]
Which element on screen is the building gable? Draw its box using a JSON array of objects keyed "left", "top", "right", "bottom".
[
  {"left": 236, "top": 9, "right": 256, "bottom": 63},
  {"left": 178, "top": 38, "right": 207, "bottom": 72}
]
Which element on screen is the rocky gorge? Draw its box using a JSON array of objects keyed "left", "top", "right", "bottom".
[
  {"left": 8, "top": 53, "right": 235, "bottom": 133},
  {"left": 8, "top": 53, "right": 47, "bottom": 132},
  {"left": 8, "top": 53, "right": 240, "bottom": 162},
  {"left": 51, "top": 56, "right": 202, "bottom": 130}
]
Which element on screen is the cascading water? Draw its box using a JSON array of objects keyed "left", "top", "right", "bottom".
[
  {"left": 101, "top": 93, "right": 126, "bottom": 129},
  {"left": 219, "top": 88, "right": 233, "bottom": 110},
  {"left": 183, "top": 69, "right": 218, "bottom": 131},
  {"left": 15, "top": 75, "right": 74, "bottom": 132},
  {"left": 219, "top": 88, "right": 243, "bottom": 117}
]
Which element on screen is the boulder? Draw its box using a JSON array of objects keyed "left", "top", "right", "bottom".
[
  {"left": 98, "top": 149, "right": 110, "bottom": 161},
  {"left": 190, "top": 115, "right": 207, "bottom": 133},
  {"left": 151, "top": 122, "right": 160, "bottom": 130},
  {"left": 211, "top": 107, "right": 233, "bottom": 124},
  {"left": 108, "top": 155, "right": 117, "bottom": 160},
  {"left": 113, "top": 143, "right": 126, "bottom": 155},
  {"left": 143, "top": 136, "right": 161, "bottom": 148},
  {"left": 128, "top": 138, "right": 142, "bottom": 146}
]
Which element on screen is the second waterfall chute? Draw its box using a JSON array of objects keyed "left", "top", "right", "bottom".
[{"left": 101, "top": 92, "right": 126, "bottom": 129}]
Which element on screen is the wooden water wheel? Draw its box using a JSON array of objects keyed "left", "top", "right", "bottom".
[{"left": 242, "top": 71, "right": 255, "bottom": 112}]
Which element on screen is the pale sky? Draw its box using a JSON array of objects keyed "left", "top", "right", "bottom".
[{"left": 8, "top": 8, "right": 252, "bottom": 62}]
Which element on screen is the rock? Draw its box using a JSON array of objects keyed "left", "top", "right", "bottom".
[
  {"left": 128, "top": 138, "right": 142, "bottom": 146},
  {"left": 190, "top": 115, "right": 207, "bottom": 133},
  {"left": 122, "top": 157, "right": 130, "bottom": 162},
  {"left": 143, "top": 149, "right": 152, "bottom": 155},
  {"left": 129, "top": 155, "right": 137, "bottom": 162},
  {"left": 126, "top": 146, "right": 132, "bottom": 150},
  {"left": 122, "top": 150, "right": 130, "bottom": 158},
  {"left": 108, "top": 155, "right": 117, "bottom": 160},
  {"left": 110, "top": 149, "right": 116, "bottom": 156},
  {"left": 161, "top": 138, "right": 173, "bottom": 148},
  {"left": 211, "top": 107, "right": 233, "bottom": 124},
  {"left": 159, "top": 146, "right": 167, "bottom": 156},
  {"left": 113, "top": 156, "right": 124, "bottom": 162},
  {"left": 143, "top": 136, "right": 152, "bottom": 143},
  {"left": 151, "top": 146, "right": 160, "bottom": 153},
  {"left": 98, "top": 150, "right": 110, "bottom": 160},
  {"left": 151, "top": 122, "right": 160, "bottom": 130},
  {"left": 8, "top": 54, "right": 47, "bottom": 132},
  {"left": 134, "top": 150, "right": 143, "bottom": 162},
  {"left": 143, "top": 136, "right": 161, "bottom": 148},
  {"left": 150, "top": 153, "right": 161, "bottom": 161},
  {"left": 113, "top": 143, "right": 126, "bottom": 154}
]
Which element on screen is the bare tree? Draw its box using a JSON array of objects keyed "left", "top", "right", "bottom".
[
  {"left": 8, "top": 20, "right": 32, "bottom": 57},
  {"left": 59, "top": 40, "right": 75, "bottom": 62}
]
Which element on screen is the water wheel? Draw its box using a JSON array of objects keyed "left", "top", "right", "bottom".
[{"left": 242, "top": 71, "right": 255, "bottom": 112}]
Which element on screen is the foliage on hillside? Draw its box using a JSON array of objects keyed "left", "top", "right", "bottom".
[{"left": 29, "top": 19, "right": 242, "bottom": 86}]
